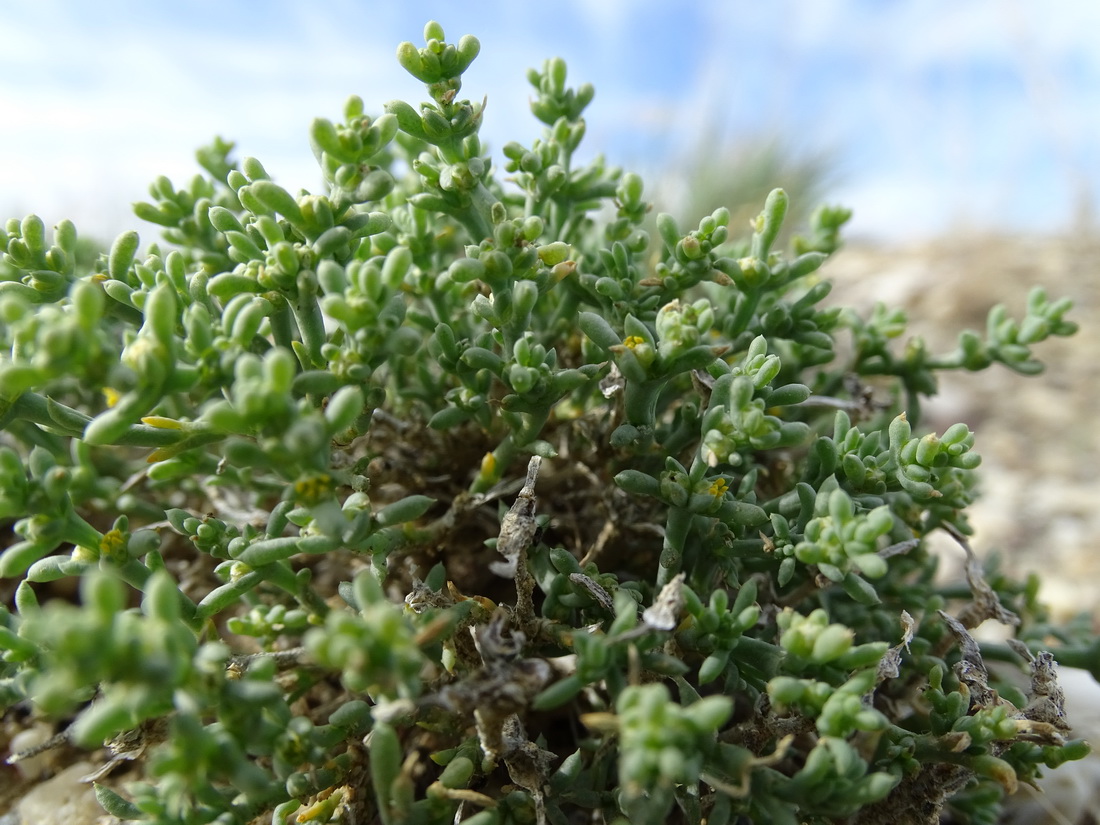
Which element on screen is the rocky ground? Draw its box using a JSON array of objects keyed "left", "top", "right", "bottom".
[
  {"left": 826, "top": 232, "right": 1100, "bottom": 622},
  {"left": 829, "top": 232, "right": 1100, "bottom": 825}
]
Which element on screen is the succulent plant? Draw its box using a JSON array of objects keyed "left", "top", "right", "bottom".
[{"left": 0, "top": 19, "right": 1090, "bottom": 825}]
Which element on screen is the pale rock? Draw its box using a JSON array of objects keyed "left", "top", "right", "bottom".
[
  {"left": 16, "top": 761, "right": 101, "bottom": 825},
  {"left": 1002, "top": 666, "right": 1100, "bottom": 825}
]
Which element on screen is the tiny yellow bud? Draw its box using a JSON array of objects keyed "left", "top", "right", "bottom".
[
  {"left": 294, "top": 473, "right": 334, "bottom": 505},
  {"left": 141, "top": 415, "right": 183, "bottom": 430},
  {"left": 99, "top": 528, "right": 128, "bottom": 563}
]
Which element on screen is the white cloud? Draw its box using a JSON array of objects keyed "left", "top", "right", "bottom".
[
  {"left": 0, "top": 3, "right": 410, "bottom": 238},
  {"left": 1, "top": 0, "right": 1098, "bottom": 241}
]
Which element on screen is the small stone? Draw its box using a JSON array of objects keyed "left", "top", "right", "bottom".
[{"left": 16, "top": 761, "right": 100, "bottom": 825}]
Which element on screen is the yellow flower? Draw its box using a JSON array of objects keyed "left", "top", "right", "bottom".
[
  {"left": 294, "top": 473, "right": 334, "bottom": 505},
  {"left": 707, "top": 477, "right": 730, "bottom": 497},
  {"left": 99, "top": 528, "right": 128, "bottom": 563}
]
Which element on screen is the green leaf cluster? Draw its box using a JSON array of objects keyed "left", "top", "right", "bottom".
[{"left": 0, "top": 18, "right": 1091, "bottom": 825}]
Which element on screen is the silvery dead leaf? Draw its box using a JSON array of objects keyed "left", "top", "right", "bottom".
[
  {"left": 1018, "top": 650, "right": 1070, "bottom": 730},
  {"left": 946, "top": 523, "right": 1019, "bottom": 630},
  {"left": 491, "top": 456, "right": 541, "bottom": 579},
  {"left": 939, "top": 610, "right": 995, "bottom": 708},
  {"left": 877, "top": 610, "right": 917, "bottom": 683},
  {"left": 569, "top": 572, "right": 615, "bottom": 611},
  {"left": 501, "top": 714, "right": 554, "bottom": 825},
  {"left": 642, "top": 572, "right": 686, "bottom": 631},
  {"left": 473, "top": 609, "right": 525, "bottom": 663},
  {"left": 599, "top": 361, "right": 625, "bottom": 398}
]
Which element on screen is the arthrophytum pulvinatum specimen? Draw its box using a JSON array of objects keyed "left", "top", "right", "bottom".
[{"left": 0, "top": 19, "right": 1092, "bottom": 825}]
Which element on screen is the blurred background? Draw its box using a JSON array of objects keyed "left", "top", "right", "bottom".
[
  {"left": 2, "top": 0, "right": 1099, "bottom": 242},
  {"left": 1, "top": 1, "right": 1097, "bottom": 607}
]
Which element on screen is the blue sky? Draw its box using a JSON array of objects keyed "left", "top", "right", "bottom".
[{"left": 2, "top": 0, "right": 1098, "bottom": 242}]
